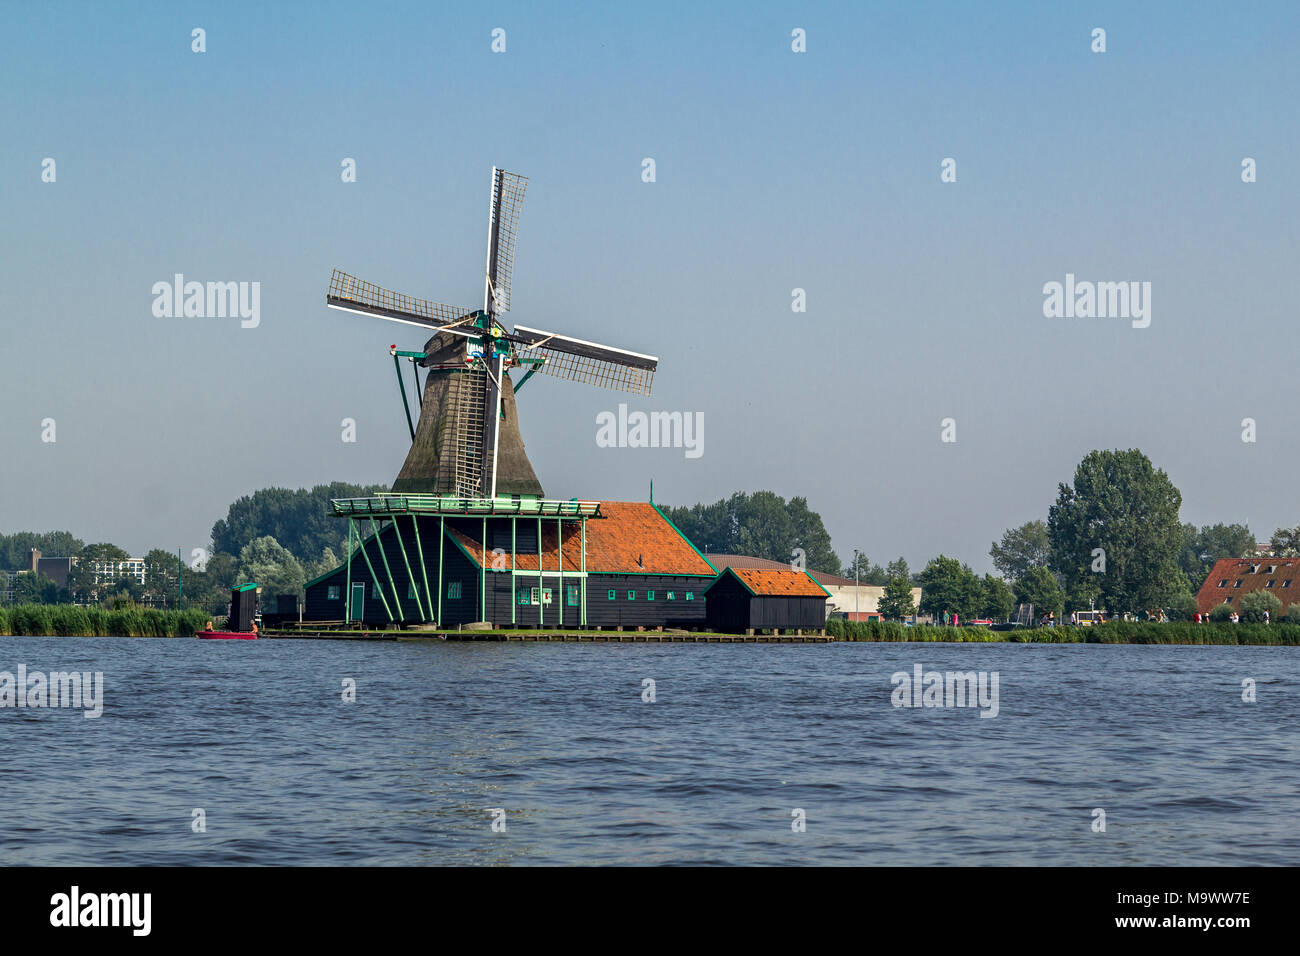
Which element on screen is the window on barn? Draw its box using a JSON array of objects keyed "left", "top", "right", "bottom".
[
  {"left": 408, "top": 582, "right": 418, "bottom": 598},
  {"left": 327, "top": 585, "right": 340, "bottom": 600},
  {"left": 647, "top": 591, "right": 655, "bottom": 601},
  {"left": 607, "top": 589, "right": 616, "bottom": 600},
  {"left": 685, "top": 591, "right": 694, "bottom": 601},
  {"left": 371, "top": 582, "right": 380, "bottom": 598},
  {"left": 627, "top": 590, "right": 636, "bottom": 601},
  {"left": 518, "top": 588, "right": 531, "bottom": 605},
  {"left": 667, "top": 591, "right": 675, "bottom": 600},
  {"left": 530, "top": 587, "right": 541, "bottom": 605},
  {"left": 447, "top": 581, "right": 462, "bottom": 599},
  {"left": 566, "top": 585, "right": 579, "bottom": 607}
]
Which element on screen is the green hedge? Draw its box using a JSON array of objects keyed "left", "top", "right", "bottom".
[
  {"left": 0, "top": 604, "right": 211, "bottom": 637},
  {"left": 827, "top": 618, "right": 1300, "bottom": 646}
]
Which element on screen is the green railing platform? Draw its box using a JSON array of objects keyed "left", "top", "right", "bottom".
[{"left": 330, "top": 494, "right": 602, "bottom": 519}]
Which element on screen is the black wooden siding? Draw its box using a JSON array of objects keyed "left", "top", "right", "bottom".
[
  {"left": 305, "top": 517, "right": 713, "bottom": 629},
  {"left": 705, "top": 575, "right": 828, "bottom": 632}
]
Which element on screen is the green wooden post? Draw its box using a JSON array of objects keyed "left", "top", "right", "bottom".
[
  {"left": 368, "top": 517, "right": 404, "bottom": 623},
  {"left": 537, "top": 516, "right": 544, "bottom": 628},
  {"left": 511, "top": 516, "right": 517, "bottom": 626},
  {"left": 356, "top": 522, "right": 394, "bottom": 623},
  {"left": 581, "top": 517, "right": 587, "bottom": 627},
  {"left": 557, "top": 518, "right": 563, "bottom": 628},
  {"left": 437, "top": 515, "right": 444, "bottom": 625},
  {"left": 345, "top": 518, "right": 353, "bottom": 622},
  {"left": 481, "top": 516, "right": 487, "bottom": 623},
  {"left": 412, "top": 516, "right": 434, "bottom": 624},
  {"left": 391, "top": 514, "right": 425, "bottom": 621}
]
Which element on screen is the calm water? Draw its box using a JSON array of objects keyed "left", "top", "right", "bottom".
[{"left": 0, "top": 636, "right": 1296, "bottom": 865}]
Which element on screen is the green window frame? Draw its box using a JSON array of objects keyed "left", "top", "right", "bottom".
[
  {"left": 327, "top": 585, "right": 341, "bottom": 600},
  {"left": 530, "top": 586, "right": 541, "bottom": 605},
  {"left": 667, "top": 591, "right": 675, "bottom": 600},
  {"left": 627, "top": 590, "right": 636, "bottom": 601},
  {"left": 567, "top": 584, "right": 580, "bottom": 607},
  {"left": 647, "top": 590, "right": 655, "bottom": 601},
  {"left": 447, "top": 581, "right": 462, "bottom": 599},
  {"left": 607, "top": 589, "right": 616, "bottom": 600},
  {"left": 371, "top": 582, "right": 380, "bottom": 599},
  {"left": 685, "top": 591, "right": 694, "bottom": 601},
  {"left": 407, "top": 582, "right": 417, "bottom": 599},
  {"left": 518, "top": 587, "right": 532, "bottom": 606}
]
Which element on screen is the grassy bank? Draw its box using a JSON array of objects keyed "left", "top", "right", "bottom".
[
  {"left": 0, "top": 604, "right": 211, "bottom": 637},
  {"left": 827, "top": 618, "right": 1300, "bottom": 645}
]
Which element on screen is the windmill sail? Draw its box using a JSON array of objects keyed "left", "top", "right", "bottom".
[
  {"left": 484, "top": 170, "right": 527, "bottom": 314},
  {"left": 327, "top": 270, "right": 478, "bottom": 333},
  {"left": 511, "top": 324, "right": 658, "bottom": 395}
]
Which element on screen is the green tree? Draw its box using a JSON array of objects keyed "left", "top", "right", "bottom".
[
  {"left": 664, "top": 491, "right": 838, "bottom": 572},
  {"left": 1015, "top": 565, "right": 1064, "bottom": 619},
  {"left": 918, "top": 555, "right": 982, "bottom": 621},
  {"left": 1208, "top": 602, "right": 1233, "bottom": 622},
  {"left": 989, "top": 520, "right": 1051, "bottom": 584},
  {"left": 211, "top": 483, "right": 385, "bottom": 562},
  {"left": 980, "top": 574, "right": 1017, "bottom": 622},
  {"left": 11, "top": 573, "right": 64, "bottom": 604},
  {"left": 877, "top": 575, "right": 916, "bottom": 620},
  {"left": 0, "top": 531, "right": 84, "bottom": 571},
  {"left": 1239, "top": 589, "right": 1283, "bottom": 623},
  {"left": 1166, "top": 590, "right": 1198, "bottom": 622},
  {"left": 1179, "top": 522, "right": 1254, "bottom": 591},
  {"left": 842, "top": 553, "right": 887, "bottom": 585},
  {"left": 1287, "top": 603, "right": 1300, "bottom": 624},
  {"left": 66, "top": 543, "right": 130, "bottom": 603},
  {"left": 1047, "top": 449, "right": 1185, "bottom": 616},
  {"left": 885, "top": 557, "right": 913, "bottom": 584},
  {"left": 144, "top": 548, "right": 181, "bottom": 607},
  {"left": 236, "top": 536, "right": 305, "bottom": 600},
  {"left": 1269, "top": 525, "right": 1300, "bottom": 558}
]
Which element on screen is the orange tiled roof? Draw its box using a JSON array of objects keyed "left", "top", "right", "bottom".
[
  {"left": 1195, "top": 557, "right": 1300, "bottom": 613},
  {"left": 448, "top": 501, "right": 716, "bottom": 576},
  {"left": 721, "top": 567, "right": 829, "bottom": 597}
]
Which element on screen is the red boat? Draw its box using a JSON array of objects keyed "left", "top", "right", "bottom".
[{"left": 197, "top": 630, "right": 257, "bottom": 640}]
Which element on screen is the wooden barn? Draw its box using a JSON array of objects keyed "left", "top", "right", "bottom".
[
  {"left": 704, "top": 567, "right": 831, "bottom": 633},
  {"left": 303, "top": 495, "right": 717, "bottom": 630}
]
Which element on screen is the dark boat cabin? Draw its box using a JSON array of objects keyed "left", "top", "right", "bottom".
[{"left": 704, "top": 567, "right": 830, "bottom": 633}]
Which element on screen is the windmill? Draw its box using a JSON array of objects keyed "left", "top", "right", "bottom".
[{"left": 326, "top": 168, "right": 658, "bottom": 499}]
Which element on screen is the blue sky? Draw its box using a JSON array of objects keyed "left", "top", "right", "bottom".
[{"left": 2, "top": 1, "right": 1297, "bottom": 571}]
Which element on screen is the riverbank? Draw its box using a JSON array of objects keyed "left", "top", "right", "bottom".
[
  {"left": 828, "top": 618, "right": 1300, "bottom": 645},
  {"left": 0, "top": 604, "right": 208, "bottom": 637}
]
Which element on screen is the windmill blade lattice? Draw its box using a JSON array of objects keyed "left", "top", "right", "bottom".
[
  {"left": 486, "top": 171, "right": 527, "bottom": 314},
  {"left": 327, "top": 270, "right": 477, "bottom": 332}
]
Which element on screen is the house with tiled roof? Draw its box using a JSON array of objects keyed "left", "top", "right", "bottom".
[
  {"left": 1196, "top": 557, "right": 1300, "bottom": 615},
  {"left": 704, "top": 566, "right": 831, "bottom": 633},
  {"left": 304, "top": 497, "right": 718, "bottom": 629}
]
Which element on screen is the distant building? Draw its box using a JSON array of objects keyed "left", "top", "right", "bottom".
[
  {"left": 1196, "top": 557, "right": 1300, "bottom": 615},
  {"left": 704, "top": 553, "right": 922, "bottom": 621},
  {"left": 91, "top": 557, "right": 146, "bottom": 587},
  {"left": 27, "top": 549, "right": 77, "bottom": 588}
]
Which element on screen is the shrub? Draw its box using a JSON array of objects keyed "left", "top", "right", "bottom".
[
  {"left": 1239, "top": 589, "right": 1283, "bottom": 623},
  {"left": 1288, "top": 603, "right": 1300, "bottom": 625},
  {"left": 1208, "top": 603, "right": 1233, "bottom": 623}
]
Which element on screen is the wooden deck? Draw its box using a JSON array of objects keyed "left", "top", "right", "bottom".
[{"left": 262, "top": 628, "right": 833, "bottom": 643}]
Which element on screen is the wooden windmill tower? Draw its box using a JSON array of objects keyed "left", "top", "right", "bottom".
[{"left": 327, "top": 167, "right": 658, "bottom": 499}]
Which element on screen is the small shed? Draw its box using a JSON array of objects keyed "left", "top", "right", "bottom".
[{"left": 704, "top": 567, "right": 830, "bottom": 633}]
